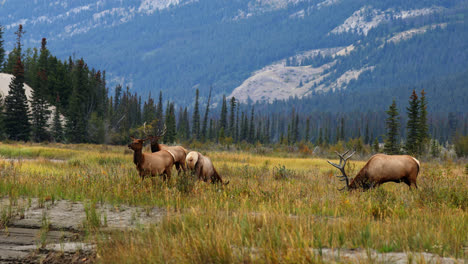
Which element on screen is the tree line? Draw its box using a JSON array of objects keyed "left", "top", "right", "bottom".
[{"left": 0, "top": 24, "right": 467, "bottom": 157}]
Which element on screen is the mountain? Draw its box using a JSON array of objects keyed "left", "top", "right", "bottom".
[{"left": 1, "top": 0, "right": 467, "bottom": 111}]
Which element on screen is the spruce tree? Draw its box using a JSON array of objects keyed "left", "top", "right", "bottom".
[
  {"left": 201, "top": 87, "right": 212, "bottom": 141},
  {"left": 52, "top": 107, "right": 63, "bottom": 142},
  {"left": 31, "top": 38, "right": 51, "bottom": 142},
  {"left": 65, "top": 59, "right": 87, "bottom": 143},
  {"left": 4, "top": 25, "right": 24, "bottom": 74},
  {"left": 4, "top": 26, "right": 30, "bottom": 141},
  {"left": 305, "top": 117, "right": 310, "bottom": 143},
  {"left": 373, "top": 137, "right": 380, "bottom": 153},
  {"left": 4, "top": 57, "right": 30, "bottom": 141},
  {"left": 229, "top": 97, "right": 236, "bottom": 137},
  {"left": 183, "top": 107, "right": 190, "bottom": 140},
  {"left": 318, "top": 127, "right": 323, "bottom": 145},
  {"left": 142, "top": 92, "right": 156, "bottom": 123},
  {"left": 0, "top": 24, "right": 5, "bottom": 71},
  {"left": 155, "top": 91, "right": 164, "bottom": 128},
  {"left": 384, "top": 99, "right": 400, "bottom": 154},
  {"left": 164, "top": 102, "right": 176, "bottom": 143},
  {"left": 249, "top": 107, "right": 255, "bottom": 143},
  {"left": 192, "top": 89, "right": 200, "bottom": 140},
  {"left": 418, "top": 90, "right": 429, "bottom": 152},
  {"left": 220, "top": 95, "right": 227, "bottom": 130},
  {"left": 294, "top": 113, "right": 299, "bottom": 143},
  {"left": 406, "top": 90, "right": 420, "bottom": 155}
]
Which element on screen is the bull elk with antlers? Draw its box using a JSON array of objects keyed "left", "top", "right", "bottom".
[
  {"left": 144, "top": 122, "right": 188, "bottom": 174},
  {"left": 328, "top": 150, "right": 420, "bottom": 190},
  {"left": 128, "top": 136, "right": 174, "bottom": 181}
]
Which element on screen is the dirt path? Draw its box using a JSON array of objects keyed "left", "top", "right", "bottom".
[{"left": 0, "top": 198, "right": 165, "bottom": 263}]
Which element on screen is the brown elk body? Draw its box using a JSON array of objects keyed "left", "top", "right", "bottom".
[
  {"left": 328, "top": 151, "right": 420, "bottom": 190},
  {"left": 145, "top": 123, "right": 188, "bottom": 173},
  {"left": 128, "top": 136, "right": 174, "bottom": 181},
  {"left": 150, "top": 140, "right": 188, "bottom": 173},
  {"left": 186, "top": 151, "right": 229, "bottom": 185}
]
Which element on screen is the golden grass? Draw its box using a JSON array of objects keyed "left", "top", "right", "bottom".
[{"left": 0, "top": 143, "right": 466, "bottom": 263}]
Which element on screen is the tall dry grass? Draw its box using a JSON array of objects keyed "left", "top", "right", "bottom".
[{"left": 0, "top": 143, "right": 466, "bottom": 262}]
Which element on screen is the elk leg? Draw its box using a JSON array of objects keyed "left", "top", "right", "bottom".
[
  {"left": 181, "top": 161, "right": 187, "bottom": 171},
  {"left": 402, "top": 178, "right": 412, "bottom": 188},
  {"left": 166, "top": 169, "right": 172, "bottom": 181},
  {"left": 175, "top": 163, "right": 181, "bottom": 173}
]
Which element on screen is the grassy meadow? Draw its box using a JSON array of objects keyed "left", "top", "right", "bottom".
[{"left": 0, "top": 142, "right": 466, "bottom": 263}]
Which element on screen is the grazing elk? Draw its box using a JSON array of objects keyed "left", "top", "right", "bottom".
[
  {"left": 186, "top": 151, "right": 229, "bottom": 185},
  {"left": 144, "top": 123, "right": 188, "bottom": 174},
  {"left": 327, "top": 150, "right": 420, "bottom": 190},
  {"left": 128, "top": 136, "right": 174, "bottom": 181}
]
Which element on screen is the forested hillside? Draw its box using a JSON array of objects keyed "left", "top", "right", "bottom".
[{"left": 1, "top": 0, "right": 466, "bottom": 107}]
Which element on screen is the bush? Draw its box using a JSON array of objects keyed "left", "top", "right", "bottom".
[
  {"left": 273, "top": 164, "right": 294, "bottom": 180},
  {"left": 175, "top": 172, "right": 197, "bottom": 194}
]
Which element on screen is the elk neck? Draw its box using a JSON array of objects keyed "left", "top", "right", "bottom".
[
  {"left": 151, "top": 139, "right": 162, "bottom": 152},
  {"left": 133, "top": 148, "right": 145, "bottom": 168}
]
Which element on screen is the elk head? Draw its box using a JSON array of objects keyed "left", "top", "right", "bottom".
[
  {"left": 128, "top": 136, "right": 150, "bottom": 151},
  {"left": 143, "top": 122, "right": 167, "bottom": 148},
  {"left": 327, "top": 150, "right": 356, "bottom": 191}
]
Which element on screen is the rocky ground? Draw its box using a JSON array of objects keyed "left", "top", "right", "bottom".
[{"left": 0, "top": 198, "right": 165, "bottom": 263}]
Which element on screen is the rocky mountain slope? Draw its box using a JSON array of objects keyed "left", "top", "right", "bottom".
[{"left": 1, "top": 0, "right": 466, "bottom": 108}]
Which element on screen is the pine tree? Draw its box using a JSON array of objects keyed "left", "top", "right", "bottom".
[
  {"left": 31, "top": 38, "right": 51, "bottom": 142},
  {"left": 418, "top": 90, "right": 429, "bottom": 152},
  {"left": 318, "top": 127, "right": 323, "bottom": 145},
  {"left": 220, "top": 95, "right": 227, "bottom": 130},
  {"left": 235, "top": 106, "right": 240, "bottom": 142},
  {"left": 373, "top": 137, "right": 380, "bottom": 153},
  {"left": 305, "top": 117, "right": 310, "bottom": 142},
  {"left": 164, "top": 102, "right": 176, "bottom": 143},
  {"left": 52, "top": 107, "right": 63, "bottom": 142},
  {"left": 4, "top": 57, "right": 30, "bottom": 141},
  {"left": 430, "top": 138, "right": 439, "bottom": 158},
  {"left": 4, "top": 25, "right": 24, "bottom": 74},
  {"left": 0, "top": 24, "right": 5, "bottom": 71},
  {"left": 65, "top": 59, "right": 87, "bottom": 143},
  {"left": 384, "top": 99, "right": 400, "bottom": 154},
  {"left": 155, "top": 91, "right": 164, "bottom": 128},
  {"left": 201, "top": 87, "right": 212, "bottom": 141},
  {"left": 183, "top": 107, "right": 190, "bottom": 140},
  {"left": 249, "top": 107, "right": 255, "bottom": 143},
  {"left": 142, "top": 92, "right": 156, "bottom": 123},
  {"left": 4, "top": 26, "right": 30, "bottom": 141},
  {"left": 192, "top": 89, "right": 200, "bottom": 140},
  {"left": 294, "top": 113, "right": 299, "bottom": 143},
  {"left": 229, "top": 97, "right": 236, "bottom": 138},
  {"left": 0, "top": 93, "right": 4, "bottom": 139},
  {"left": 406, "top": 90, "right": 420, "bottom": 155}
]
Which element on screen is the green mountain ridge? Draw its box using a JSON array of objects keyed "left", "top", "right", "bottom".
[{"left": 1, "top": 0, "right": 467, "bottom": 111}]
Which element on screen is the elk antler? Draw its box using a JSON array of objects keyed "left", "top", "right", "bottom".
[
  {"left": 143, "top": 122, "right": 150, "bottom": 137},
  {"left": 154, "top": 124, "right": 167, "bottom": 139},
  {"left": 327, "top": 150, "right": 355, "bottom": 191},
  {"left": 143, "top": 122, "right": 166, "bottom": 139}
]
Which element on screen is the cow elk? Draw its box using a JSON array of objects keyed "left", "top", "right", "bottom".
[
  {"left": 128, "top": 136, "right": 174, "bottom": 181},
  {"left": 327, "top": 150, "right": 420, "bottom": 190},
  {"left": 144, "top": 122, "right": 188, "bottom": 174},
  {"left": 186, "top": 151, "right": 229, "bottom": 185}
]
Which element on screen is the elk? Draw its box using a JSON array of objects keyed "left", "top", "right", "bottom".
[
  {"left": 186, "top": 151, "right": 229, "bottom": 185},
  {"left": 327, "top": 150, "right": 420, "bottom": 190},
  {"left": 128, "top": 136, "right": 174, "bottom": 181},
  {"left": 144, "top": 123, "right": 188, "bottom": 174}
]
